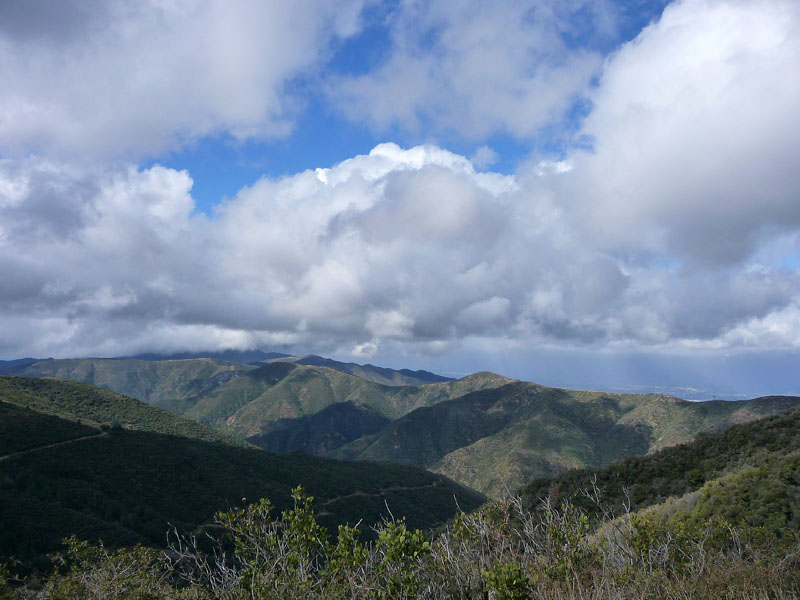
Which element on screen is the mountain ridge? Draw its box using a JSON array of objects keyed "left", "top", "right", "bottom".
[
  {"left": 11, "top": 356, "right": 800, "bottom": 502},
  {"left": 330, "top": 382, "right": 800, "bottom": 497}
]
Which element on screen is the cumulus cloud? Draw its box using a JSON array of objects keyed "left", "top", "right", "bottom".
[
  {"left": 0, "top": 0, "right": 365, "bottom": 159},
  {"left": 563, "top": 0, "right": 800, "bottom": 265},
  {"left": 1, "top": 0, "right": 800, "bottom": 364},
  {"left": 3, "top": 138, "right": 799, "bottom": 359}
]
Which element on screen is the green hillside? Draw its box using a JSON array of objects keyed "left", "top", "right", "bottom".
[
  {"left": 0, "top": 401, "right": 97, "bottom": 455},
  {"left": 674, "top": 451, "right": 800, "bottom": 536},
  {"left": 129, "top": 350, "right": 451, "bottom": 385},
  {"left": 6, "top": 406, "right": 798, "bottom": 600},
  {"left": 332, "top": 382, "right": 800, "bottom": 497},
  {"left": 0, "top": 376, "right": 238, "bottom": 445},
  {"left": 196, "top": 366, "right": 511, "bottom": 437},
  {"left": 183, "top": 361, "right": 301, "bottom": 425},
  {"left": 521, "top": 404, "right": 800, "bottom": 520},
  {"left": 0, "top": 379, "right": 485, "bottom": 570},
  {"left": 3, "top": 378, "right": 798, "bottom": 598},
  {"left": 16, "top": 357, "right": 253, "bottom": 414}
]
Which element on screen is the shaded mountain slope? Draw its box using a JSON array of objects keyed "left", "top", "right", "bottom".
[
  {"left": 0, "top": 379, "right": 485, "bottom": 570},
  {"left": 332, "top": 382, "right": 800, "bottom": 497},
  {"left": 16, "top": 358, "right": 252, "bottom": 414},
  {"left": 0, "top": 401, "right": 98, "bottom": 456},
  {"left": 0, "top": 358, "right": 49, "bottom": 375},
  {"left": 247, "top": 401, "right": 391, "bottom": 454}
]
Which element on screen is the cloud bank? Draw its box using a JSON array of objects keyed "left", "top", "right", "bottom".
[{"left": 1, "top": 0, "right": 799, "bottom": 363}]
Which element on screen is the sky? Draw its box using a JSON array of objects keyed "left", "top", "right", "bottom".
[{"left": 1, "top": 0, "right": 799, "bottom": 398}]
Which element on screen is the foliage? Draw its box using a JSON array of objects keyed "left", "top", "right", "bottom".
[
  {"left": 372, "top": 520, "right": 430, "bottom": 598},
  {"left": 6, "top": 487, "right": 799, "bottom": 599},
  {"left": 212, "top": 487, "right": 330, "bottom": 597},
  {"left": 21, "top": 537, "right": 195, "bottom": 600}
]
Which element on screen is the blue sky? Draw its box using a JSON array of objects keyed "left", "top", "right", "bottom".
[
  {"left": 1, "top": 0, "right": 799, "bottom": 397},
  {"left": 155, "top": 0, "right": 672, "bottom": 213}
]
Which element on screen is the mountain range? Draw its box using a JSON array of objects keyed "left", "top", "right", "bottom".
[
  {"left": 130, "top": 349, "right": 453, "bottom": 386},
  {"left": 12, "top": 354, "right": 800, "bottom": 498},
  {"left": 329, "top": 381, "right": 800, "bottom": 497}
]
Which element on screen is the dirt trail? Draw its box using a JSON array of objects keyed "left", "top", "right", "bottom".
[
  {"left": 317, "top": 481, "right": 441, "bottom": 510},
  {"left": 0, "top": 430, "right": 108, "bottom": 462}
]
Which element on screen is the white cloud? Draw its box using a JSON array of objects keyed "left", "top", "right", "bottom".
[
  {"left": 327, "top": 0, "right": 607, "bottom": 139},
  {"left": 3, "top": 133, "right": 799, "bottom": 359},
  {"left": 720, "top": 302, "right": 800, "bottom": 349},
  {"left": 366, "top": 310, "right": 414, "bottom": 339},
  {"left": 352, "top": 339, "right": 378, "bottom": 358},
  {"left": 0, "top": 0, "right": 366, "bottom": 159},
  {"left": 457, "top": 297, "right": 511, "bottom": 331},
  {"left": 470, "top": 146, "right": 499, "bottom": 170},
  {"left": 2, "top": 0, "right": 800, "bottom": 364},
  {"left": 563, "top": 0, "right": 800, "bottom": 265}
]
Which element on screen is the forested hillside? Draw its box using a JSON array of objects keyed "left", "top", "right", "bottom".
[
  {"left": 521, "top": 404, "right": 800, "bottom": 523},
  {"left": 332, "top": 382, "right": 800, "bottom": 497},
  {"left": 14, "top": 358, "right": 506, "bottom": 443},
  {"left": 0, "top": 378, "right": 485, "bottom": 571},
  {"left": 8, "top": 365, "right": 798, "bottom": 505},
  {"left": 218, "top": 367, "right": 511, "bottom": 437}
]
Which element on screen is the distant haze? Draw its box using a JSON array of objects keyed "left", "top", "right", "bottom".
[{"left": 316, "top": 347, "right": 800, "bottom": 401}]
